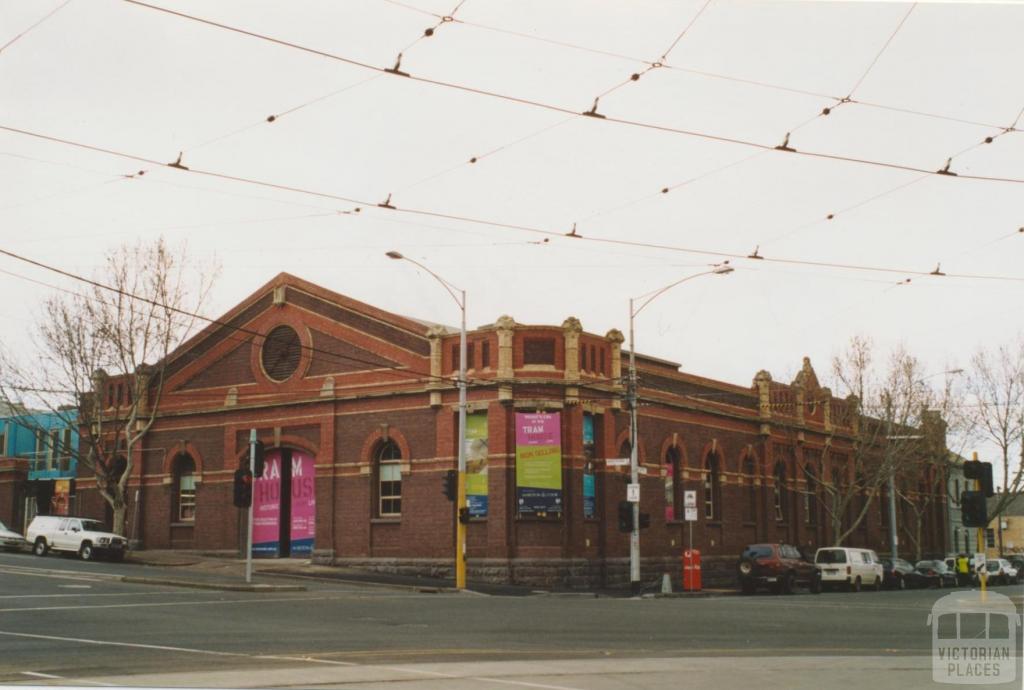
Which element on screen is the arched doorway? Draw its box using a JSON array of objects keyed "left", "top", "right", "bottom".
[{"left": 252, "top": 448, "right": 315, "bottom": 558}]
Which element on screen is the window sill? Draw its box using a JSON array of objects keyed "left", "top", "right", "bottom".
[
  {"left": 170, "top": 522, "right": 195, "bottom": 528},
  {"left": 371, "top": 518, "right": 401, "bottom": 524},
  {"left": 515, "top": 514, "right": 563, "bottom": 522}
]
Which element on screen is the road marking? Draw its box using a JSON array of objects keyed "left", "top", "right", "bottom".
[
  {"left": 0, "top": 591, "right": 436, "bottom": 613},
  {"left": 0, "top": 630, "right": 249, "bottom": 658},
  {"left": 256, "top": 654, "right": 358, "bottom": 666},
  {"left": 19, "top": 670, "right": 120, "bottom": 687},
  {"left": 58, "top": 584, "right": 93, "bottom": 589},
  {"left": 0, "top": 590, "right": 222, "bottom": 600}
]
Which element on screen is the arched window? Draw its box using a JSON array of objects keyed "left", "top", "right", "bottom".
[
  {"left": 619, "top": 439, "right": 632, "bottom": 460},
  {"left": 704, "top": 453, "right": 721, "bottom": 521},
  {"left": 803, "top": 464, "right": 816, "bottom": 525},
  {"left": 664, "top": 446, "right": 680, "bottom": 521},
  {"left": 743, "top": 457, "right": 757, "bottom": 522},
  {"left": 774, "top": 461, "right": 787, "bottom": 522},
  {"left": 376, "top": 440, "right": 402, "bottom": 517},
  {"left": 172, "top": 454, "right": 196, "bottom": 522}
]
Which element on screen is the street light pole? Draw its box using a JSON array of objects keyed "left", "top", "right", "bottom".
[
  {"left": 627, "top": 263, "right": 733, "bottom": 592},
  {"left": 386, "top": 251, "right": 468, "bottom": 590}
]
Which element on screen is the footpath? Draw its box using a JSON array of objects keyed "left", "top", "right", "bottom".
[{"left": 121, "top": 550, "right": 739, "bottom": 597}]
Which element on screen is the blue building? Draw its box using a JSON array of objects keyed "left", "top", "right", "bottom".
[{"left": 0, "top": 405, "right": 79, "bottom": 526}]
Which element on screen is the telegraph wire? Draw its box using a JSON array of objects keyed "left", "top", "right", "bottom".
[
  {"left": 845, "top": 3, "right": 916, "bottom": 100},
  {"left": 0, "top": 0, "right": 73, "bottom": 54},
  {"left": 659, "top": 0, "right": 714, "bottom": 63},
  {"left": 3, "top": 122, "right": 1023, "bottom": 285},
  {"left": 0, "top": 246, "right": 495, "bottom": 390},
  {"left": 117, "top": 0, "right": 1024, "bottom": 186}
]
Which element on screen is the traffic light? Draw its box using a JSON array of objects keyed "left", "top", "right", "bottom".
[
  {"left": 442, "top": 470, "right": 457, "bottom": 501},
  {"left": 961, "top": 490, "right": 988, "bottom": 528},
  {"left": 252, "top": 440, "right": 266, "bottom": 477},
  {"left": 618, "top": 501, "right": 632, "bottom": 532},
  {"left": 233, "top": 468, "right": 253, "bottom": 508},
  {"left": 963, "top": 461, "right": 994, "bottom": 497}
]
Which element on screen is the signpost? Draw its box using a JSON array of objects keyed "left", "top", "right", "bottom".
[
  {"left": 245, "top": 429, "right": 256, "bottom": 584},
  {"left": 627, "top": 483, "right": 640, "bottom": 503},
  {"left": 684, "top": 490, "right": 697, "bottom": 554}
]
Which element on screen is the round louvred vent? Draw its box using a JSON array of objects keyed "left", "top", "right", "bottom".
[{"left": 261, "top": 325, "right": 301, "bottom": 382}]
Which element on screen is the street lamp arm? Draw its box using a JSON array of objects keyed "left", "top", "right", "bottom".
[
  {"left": 386, "top": 252, "right": 464, "bottom": 310},
  {"left": 630, "top": 264, "right": 733, "bottom": 318}
]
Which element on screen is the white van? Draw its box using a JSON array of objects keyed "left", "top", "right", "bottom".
[{"left": 814, "top": 547, "right": 884, "bottom": 592}]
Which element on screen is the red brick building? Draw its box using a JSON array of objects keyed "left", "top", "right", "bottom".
[{"left": 74, "top": 273, "right": 948, "bottom": 587}]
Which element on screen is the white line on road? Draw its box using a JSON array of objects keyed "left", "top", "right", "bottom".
[
  {"left": 19, "top": 669, "right": 120, "bottom": 686},
  {"left": 0, "top": 630, "right": 249, "bottom": 658},
  {"left": 0, "top": 591, "right": 427, "bottom": 613}
]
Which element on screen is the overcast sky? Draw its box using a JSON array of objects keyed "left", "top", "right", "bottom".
[{"left": 1, "top": 0, "right": 1022, "bottom": 414}]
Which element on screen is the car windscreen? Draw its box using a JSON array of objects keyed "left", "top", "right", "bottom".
[
  {"left": 915, "top": 561, "right": 939, "bottom": 570},
  {"left": 816, "top": 549, "right": 846, "bottom": 564},
  {"left": 741, "top": 545, "right": 774, "bottom": 559}
]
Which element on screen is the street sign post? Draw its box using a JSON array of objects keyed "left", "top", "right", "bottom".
[{"left": 683, "top": 490, "right": 697, "bottom": 553}]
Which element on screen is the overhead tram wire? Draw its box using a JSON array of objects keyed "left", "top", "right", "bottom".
[
  {"left": 3, "top": 123, "right": 1023, "bottom": 285},
  {"left": 0, "top": 0, "right": 73, "bottom": 54},
  {"left": 117, "top": 0, "right": 1024, "bottom": 186},
  {"left": 397, "top": 0, "right": 715, "bottom": 198},
  {"left": 375, "top": 0, "right": 1005, "bottom": 132},
  {"left": 0, "top": 246, "right": 492, "bottom": 390}
]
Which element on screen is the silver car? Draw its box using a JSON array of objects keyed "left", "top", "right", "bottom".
[{"left": 0, "top": 519, "right": 27, "bottom": 551}]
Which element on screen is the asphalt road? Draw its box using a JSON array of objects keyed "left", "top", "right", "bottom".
[{"left": 1, "top": 550, "right": 1021, "bottom": 689}]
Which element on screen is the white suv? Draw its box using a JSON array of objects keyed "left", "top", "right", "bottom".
[{"left": 26, "top": 515, "right": 127, "bottom": 562}]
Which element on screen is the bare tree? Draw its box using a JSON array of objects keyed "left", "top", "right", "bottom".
[
  {"left": 820, "top": 336, "right": 951, "bottom": 549},
  {"left": 0, "top": 238, "right": 217, "bottom": 535},
  {"left": 963, "top": 338, "right": 1024, "bottom": 542}
]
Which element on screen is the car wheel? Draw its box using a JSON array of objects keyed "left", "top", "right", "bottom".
[
  {"left": 850, "top": 577, "right": 862, "bottom": 593},
  {"left": 873, "top": 576, "right": 882, "bottom": 592},
  {"left": 898, "top": 575, "right": 906, "bottom": 590},
  {"left": 782, "top": 572, "right": 796, "bottom": 595},
  {"left": 810, "top": 572, "right": 822, "bottom": 594},
  {"left": 78, "top": 542, "right": 93, "bottom": 561},
  {"left": 33, "top": 538, "right": 48, "bottom": 556}
]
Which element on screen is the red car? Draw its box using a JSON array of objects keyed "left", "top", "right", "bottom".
[{"left": 737, "top": 543, "right": 822, "bottom": 594}]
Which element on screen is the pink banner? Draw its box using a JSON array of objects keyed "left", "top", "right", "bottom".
[
  {"left": 253, "top": 449, "right": 282, "bottom": 556},
  {"left": 289, "top": 451, "right": 315, "bottom": 554},
  {"left": 515, "top": 413, "right": 560, "bottom": 447}
]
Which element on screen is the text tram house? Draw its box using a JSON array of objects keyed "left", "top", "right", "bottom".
[{"left": 76, "top": 274, "right": 948, "bottom": 587}]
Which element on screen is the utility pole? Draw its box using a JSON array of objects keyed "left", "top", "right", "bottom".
[{"left": 246, "top": 428, "right": 255, "bottom": 584}]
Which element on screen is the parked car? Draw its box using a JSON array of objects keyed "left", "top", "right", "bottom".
[
  {"left": 1006, "top": 556, "right": 1024, "bottom": 581},
  {"left": 0, "top": 519, "right": 27, "bottom": 551},
  {"left": 985, "top": 559, "right": 1019, "bottom": 585},
  {"left": 913, "top": 560, "right": 958, "bottom": 588},
  {"left": 737, "top": 543, "right": 821, "bottom": 594},
  {"left": 26, "top": 515, "right": 127, "bottom": 561},
  {"left": 944, "top": 556, "right": 977, "bottom": 586},
  {"left": 814, "top": 547, "right": 884, "bottom": 592},
  {"left": 880, "top": 557, "right": 916, "bottom": 590}
]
